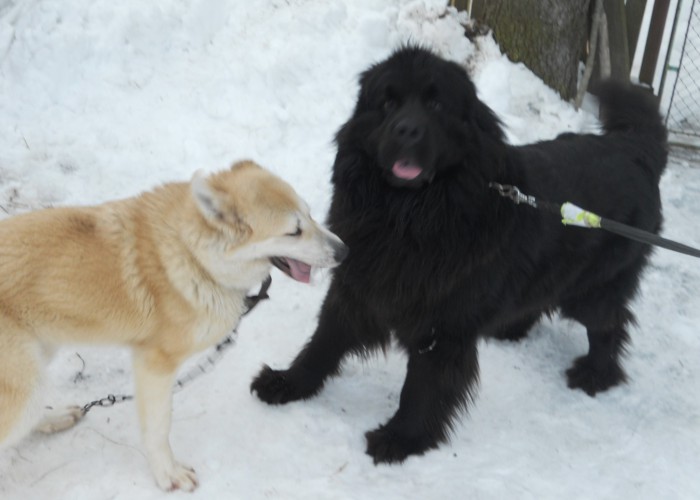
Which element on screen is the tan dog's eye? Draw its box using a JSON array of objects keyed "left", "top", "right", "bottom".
[{"left": 286, "top": 225, "right": 302, "bottom": 237}]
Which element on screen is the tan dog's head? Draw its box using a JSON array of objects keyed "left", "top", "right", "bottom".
[{"left": 190, "top": 160, "right": 347, "bottom": 288}]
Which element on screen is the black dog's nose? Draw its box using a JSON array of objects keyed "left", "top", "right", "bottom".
[{"left": 392, "top": 118, "right": 425, "bottom": 146}]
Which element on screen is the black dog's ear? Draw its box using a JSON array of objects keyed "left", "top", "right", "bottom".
[
  {"left": 355, "top": 66, "right": 380, "bottom": 113},
  {"left": 473, "top": 101, "right": 505, "bottom": 141},
  {"left": 456, "top": 69, "right": 505, "bottom": 142}
]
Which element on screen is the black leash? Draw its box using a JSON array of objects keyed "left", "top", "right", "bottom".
[
  {"left": 489, "top": 182, "right": 700, "bottom": 259},
  {"left": 79, "top": 275, "right": 272, "bottom": 415}
]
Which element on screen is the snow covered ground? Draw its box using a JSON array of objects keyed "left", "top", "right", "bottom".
[{"left": 1, "top": 1, "right": 698, "bottom": 499}]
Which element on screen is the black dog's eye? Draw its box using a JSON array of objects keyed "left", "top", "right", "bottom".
[
  {"left": 427, "top": 99, "right": 443, "bottom": 111},
  {"left": 382, "top": 98, "right": 398, "bottom": 112},
  {"left": 423, "top": 82, "right": 443, "bottom": 112},
  {"left": 382, "top": 85, "right": 399, "bottom": 112}
]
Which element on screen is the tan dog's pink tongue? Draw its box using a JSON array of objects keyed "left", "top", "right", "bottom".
[{"left": 287, "top": 258, "right": 311, "bottom": 283}]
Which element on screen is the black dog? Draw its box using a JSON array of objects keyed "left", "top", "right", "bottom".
[{"left": 252, "top": 46, "right": 667, "bottom": 463}]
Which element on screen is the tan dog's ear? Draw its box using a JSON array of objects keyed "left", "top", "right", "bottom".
[
  {"left": 191, "top": 170, "right": 252, "bottom": 238},
  {"left": 191, "top": 170, "right": 224, "bottom": 222}
]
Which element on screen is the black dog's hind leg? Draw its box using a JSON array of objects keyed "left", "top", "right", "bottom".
[
  {"left": 562, "top": 297, "right": 634, "bottom": 396},
  {"left": 561, "top": 247, "right": 653, "bottom": 396},
  {"left": 251, "top": 282, "right": 388, "bottom": 404},
  {"left": 365, "top": 333, "right": 479, "bottom": 464},
  {"left": 565, "top": 321, "right": 630, "bottom": 396}
]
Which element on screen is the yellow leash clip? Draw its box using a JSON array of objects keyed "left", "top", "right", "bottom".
[{"left": 561, "top": 202, "right": 602, "bottom": 228}]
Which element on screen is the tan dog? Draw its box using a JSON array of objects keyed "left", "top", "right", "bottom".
[{"left": 0, "top": 160, "right": 347, "bottom": 491}]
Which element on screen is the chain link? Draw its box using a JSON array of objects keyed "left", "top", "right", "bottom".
[
  {"left": 79, "top": 275, "right": 272, "bottom": 416},
  {"left": 81, "top": 394, "right": 134, "bottom": 415},
  {"left": 80, "top": 334, "right": 237, "bottom": 415},
  {"left": 488, "top": 182, "right": 538, "bottom": 208}
]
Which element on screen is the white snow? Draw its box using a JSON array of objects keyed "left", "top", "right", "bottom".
[{"left": 1, "top": 1, "right": 698, "bottom": 499}]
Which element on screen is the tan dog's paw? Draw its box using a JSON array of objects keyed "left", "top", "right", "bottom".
[
  {"left": 35, "top": 406, "right": 84, "bottom": 434},
  {"left": 154, "top": 462, "right": 198, "bottom": 492}
]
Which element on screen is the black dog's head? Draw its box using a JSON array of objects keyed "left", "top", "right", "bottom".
[{"left": 337, "top": 46, "right": 504, "bottom": 189}]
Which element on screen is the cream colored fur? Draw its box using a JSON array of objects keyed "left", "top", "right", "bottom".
[{"left": 0, "top": 160, "right": 345, "bottom": 491}]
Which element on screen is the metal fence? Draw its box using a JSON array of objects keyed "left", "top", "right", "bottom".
[{"left": 665, "top": 0, "right": 700, "bottom": 143}]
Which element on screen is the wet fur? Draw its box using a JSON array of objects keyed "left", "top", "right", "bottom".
[{"left": 251, "top": 47, "right": 668, "bottom": 463}]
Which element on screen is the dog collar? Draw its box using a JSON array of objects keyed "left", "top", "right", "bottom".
[{"left": 244, "top": 275, "right": 272, "bottom": 314}]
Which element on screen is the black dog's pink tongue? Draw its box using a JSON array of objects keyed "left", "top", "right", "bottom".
[
  {"left": 287, "top": 258, "right": 312, "bottom": 283},
  {"left": 392, "top": 159, "right": 423, "bottom": 180}
]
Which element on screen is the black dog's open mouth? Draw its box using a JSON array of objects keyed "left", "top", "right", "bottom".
[
  {"left": 270, "top": 257, "right": 312, "bottom": 283},
  {"left": 387, "top": 158, "right": 435, "bottom": 188},
  {"left": 392, "top": 159, "right": 423, "bottom": 180}
]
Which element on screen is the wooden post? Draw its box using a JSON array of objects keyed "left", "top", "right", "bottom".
[
  {"left": 603, "top": 0, "right": 631, "bottom": 80},
  {"left": 450, "top": 0, "right": 471, "bottom": 12},
  {"left": 625, "top": 0, "right": 648, "bottom": 61},
  {"left": 639, "top": 0, "right": 671, "bottom": 89}
]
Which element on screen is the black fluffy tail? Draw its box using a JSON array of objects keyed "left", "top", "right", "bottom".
[
  {"left": 596, "top": 81, "right": 667, "bottom": 140},
  {"left": 596, "top": 80, "right": 668, "bottom": 178}
]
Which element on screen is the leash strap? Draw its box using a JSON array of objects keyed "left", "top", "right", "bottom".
[
  {"left": 601, "top": 216, "right": 700, "bottom": 258},
  {"left": 489, "top": 182, "right": 700, "bottom": 259}
]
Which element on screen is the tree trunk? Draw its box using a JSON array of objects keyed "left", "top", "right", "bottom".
[{"left": 472, "top": 0, "right": 591, "bottom": 101}]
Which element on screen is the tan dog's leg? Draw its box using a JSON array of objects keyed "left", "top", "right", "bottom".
[
  {"left": 0, "top": 331, "right": 43, "bottom": 448},
  {"left": 133, "top": 348, "right": 198, "bottom": 492}
]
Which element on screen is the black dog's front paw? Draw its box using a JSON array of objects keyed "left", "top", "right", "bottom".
[
  {"left": 250, "top": 364, "right": 323, "bottom": 404},
  {"left": 566, "top": 355, "right": 627, "bottom": 396},
  {"left": 250, "top": 365, "right": 301, "bottom": 404},
  {"left": 365, "top": 424, "right": 435, "bottom": 465}
]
